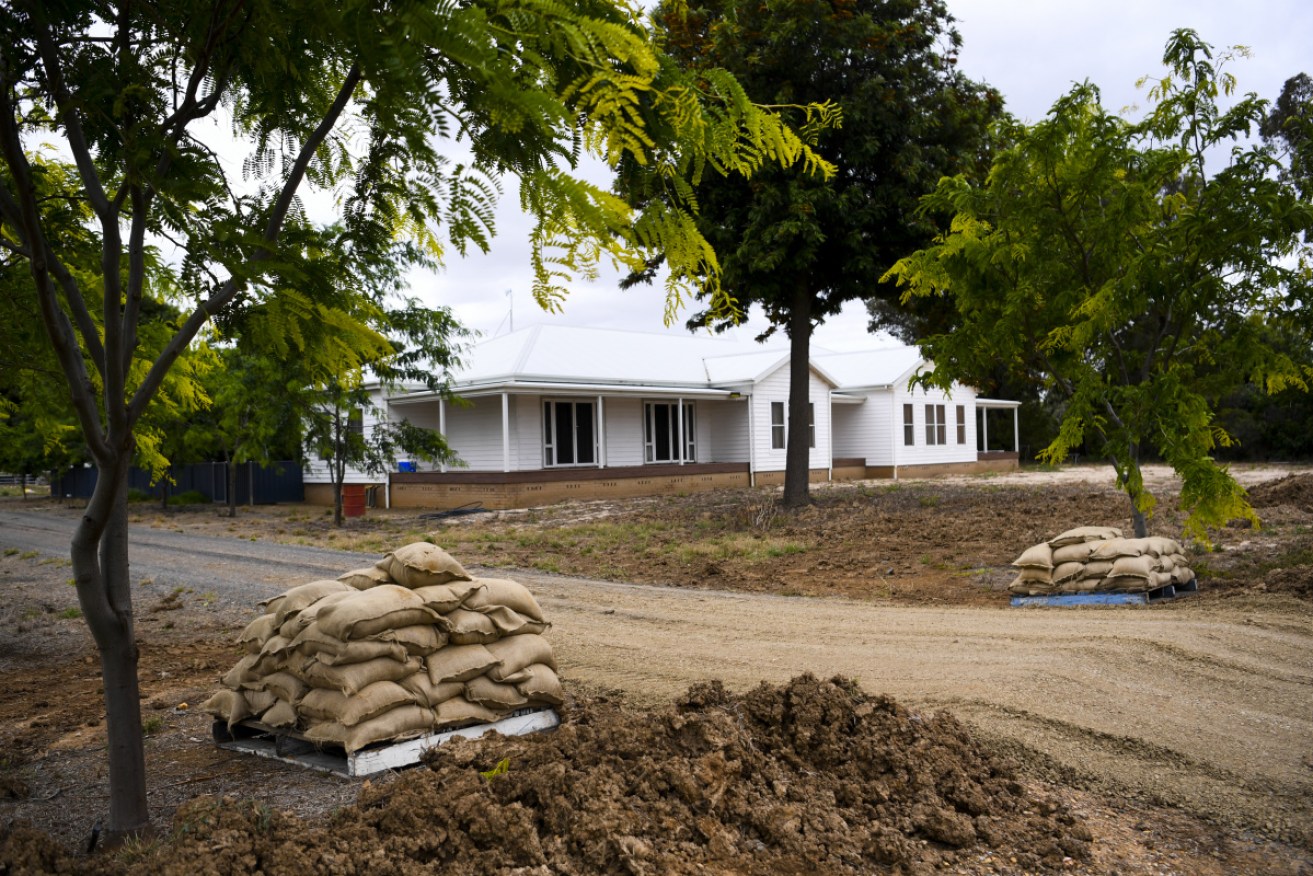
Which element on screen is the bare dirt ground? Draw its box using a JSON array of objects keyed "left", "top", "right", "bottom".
[{"left": 1, "top": 463, "right": 1311, "bottom": 874}]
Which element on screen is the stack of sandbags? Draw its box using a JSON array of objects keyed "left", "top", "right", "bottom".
[
  {"left": 204, "top": 542, "right": 562, "bottom": 753},
  {"left": 1008, "top": 526, "right": 1195, "bottom": 596}
]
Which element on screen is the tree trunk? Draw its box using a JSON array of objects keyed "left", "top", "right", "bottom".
[
  {"left": 72, "top": 457, "right": 149, "bottom": 840},
  {"left": 782, "top": 284, "right": 813, "bottom": 509},
  {"left": 226, "top": 449, "right": 239, "bottom": 519},
  {"left": 20, "top": 471, "right": 27, "bottom": 499},
  {"left": 1119, "top": 445, "right": 1149, "bottom": 538}
]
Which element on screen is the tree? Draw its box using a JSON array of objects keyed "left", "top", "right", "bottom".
[
  {"left": 627, "top": 0, "right": 1001, "bottom": 507},
  {"left": 884, "top": 31, "right": 1313, "bottom": 540},
  {"left": 0, "top": 0, "right": 834, "bottom": 838},
  {"left": 1263, "top": 72, "right": 1313, "bottom": 200}
]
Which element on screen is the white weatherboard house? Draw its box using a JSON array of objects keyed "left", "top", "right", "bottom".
[{"left": 303, "top": 325, "right": 1020, "bottom": 509}]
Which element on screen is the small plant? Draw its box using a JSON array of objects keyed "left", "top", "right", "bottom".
[
  {"left": 126, "top": 488, "right": 152, "bottom": 503},
  {"left": 167, "top": 489, "right": 209, "bottom": 506},
  {"left": 141, "top": 715, "right": 166, "bottom": 736},
  {"left": 19, "top": 550, "right": 38, "bottom": 560},
  {"left": 58, "top": 607, "right": 81, "bottom": 619},
  {"left": 3, "top": 547, "right": 18, "bottom": 557},
  {"left": 480, "top": 757, "right": 511, "bottom": 781}
]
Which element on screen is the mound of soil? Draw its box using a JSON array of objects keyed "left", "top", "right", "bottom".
[
  {"left": 0, "top": 676, "right": 1091, "bottom": 875},
  {"left": 1248, "top": 473, "right": 1313, "bottom": 512}
]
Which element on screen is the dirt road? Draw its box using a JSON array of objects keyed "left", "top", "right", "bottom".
[
  {"left": 511, "top": 570, "right": 1313, "bottom": 845},
  {"left": 2, "top": 476, "right": 1311, "bottom": 852}
]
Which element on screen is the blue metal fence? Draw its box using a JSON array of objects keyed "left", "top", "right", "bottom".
[{"left": 51, "top": 461, "right": 303, "bottom": 504}]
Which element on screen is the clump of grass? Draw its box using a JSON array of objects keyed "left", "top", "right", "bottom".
[{"left": 58, "top": 607, "right": 81, "bottom": 619}]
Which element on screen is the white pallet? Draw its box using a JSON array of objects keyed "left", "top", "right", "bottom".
[{"left": 214, "top": 707, "right": 560, "bottom": 777}]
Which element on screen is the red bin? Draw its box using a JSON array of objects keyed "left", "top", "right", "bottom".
[{"left": 342, "top": 484, "right": 366, "bottom": 518}]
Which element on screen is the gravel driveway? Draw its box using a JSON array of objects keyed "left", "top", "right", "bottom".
[{"left": 0, "top": 508, "right": 377, "bottom": 607}]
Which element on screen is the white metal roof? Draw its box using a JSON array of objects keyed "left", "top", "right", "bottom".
[
  {"left": 812, "top": 347, "right": 926, "bottom": 390},
  {"left": 440, "top": 324, "right": 920, "bottom": 395}
]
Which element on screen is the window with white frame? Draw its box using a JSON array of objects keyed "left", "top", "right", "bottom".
[
  {"left": 770, "top": 402, "right": 785, "bottom": 449},
  {"left": 644, "top": 402, "right": 696, "bottom": 463},
  {"left": 925, "top": 403, "right": 946, "bottom": 446},
  {"left": 956, "top": 405, "right": 966, "bottom": 445},
  {"left": 903, "top": 403, "right": 915, "bottom": 446},
  {"left": 808, "top": 402, "right": 816, "bottom": 448},
  {"left": 543, "top": 400, "right": 596, "bottom": 467}
]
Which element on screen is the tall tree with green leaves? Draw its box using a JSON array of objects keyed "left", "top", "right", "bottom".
[
  {"left": 0, "top": 0, "right": 834, "bottom": 837},
  {"left": 884, "top": 31, "right": 1313, "bottom": 540},
  {"left": 627, "top": 0, "right": 1001, "bottom": 507}
]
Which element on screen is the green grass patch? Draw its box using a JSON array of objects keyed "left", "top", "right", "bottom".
[{"left": 58, "top": 607, "right": 81, "bottom": 619}]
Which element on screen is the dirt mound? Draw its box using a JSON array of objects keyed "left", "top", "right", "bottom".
[
  {"left": 0, "top": 675, "right": 1091, "bottom": 876},
  {"left": 1264, "top": 565, "right": 1313, "bottom": 597},
  {"left": 1248, "top": 474, "right": 1313, "bottom": 512}
]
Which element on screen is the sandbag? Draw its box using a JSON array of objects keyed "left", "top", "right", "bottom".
[
  {"left": 412, "top": 581, "right": 485, "bottom": 615},
  {"left": 305, "top": 704, "right": 435, "bottom": 753},
  {"left": 202, "top": 689, "right": 250, "bottom": 729},
  {"left": 1051, "top": 561, "right": 1085, "bottom": 584},
  {"left": 278, "top": 590, "right": 357, "bottom": 639},
  {"left": 399, "top": 674, "right": 466, "bottom": 708},
  {"left": 516, "top": 664, "right": 564, "bottom": 706},
  {"left": 1048, "top": 526, "right": 1122, "bottom": 548},
  {"left": 486, "top": 635, "right": 557, "bottom": 681},
  {"left": 426, "top": 643, "right": 500, "bottom": 684},
  {"left": 338, "top": 565, "right": 394, "bottom": 590},
  {"left": 272, "top": 579, "right": 354, "bottom": 627},
  {"left": 1013, "top": 566, "right": 1052, "bottom": 585},
  {"left": 299, "top": 680, "right": 416, "bottom": 726},
  {"left": 1011, "top": 543, "right": 1053, "bottom": 569},
  {"left": 1145, "top": 536, "right": 1183, "bottom": 558},
  {"left": 256, "top": 670, "right": 309, "bottom": 704},
  {"left": 473, "top": 605, "right": 549, "bottom": 637},
  {"left": 1109, "top": 554, "right": 1154, "bottom": 580},
  {"left": 1089, "top": 538, "right": 1151, "bottom": 561},
  {"left": 384, "top": 543, "right": 471, "bottom": 589},
  {"left": 368, "top": 623, "right": 447, "bottom": 656},
  {"left": 1099, "top": 575, "right": 1151, "bottom": 593},
  {"left": 1081, "top": 560, "right": 1114, "bottom": 579},
  {"left": 253, "top": 634, "right": 295, "bottom": 676},
  {"left": 261, "top": 699, "right": 298, "bottom": 729},
  {"left": 443, "top": 608, "right": 501, "bottom": 646},
  {"left": 238, "top": 614, "right": 279, "bottom": 655},
  {"left": 315, "top": 586, "right": 438, "bottom": 641},
  {"left": 221, "top": 654, "right": 261, "bottom": 689},
  {"left": 314, "top": 638, "right": 410, "bottom": 667},
  {"left": 433, "top": 696, "right": 503, "bottom": 729},
  {"left": 465, "top": 675, "right": 529, "bottom": 710},
  {"left": 1172, "top": 565, "right": 1195, "bottom": 585},
  {"left": 1051, "top": 542, "right": 1096, "bottom": 565},
  {"left": 463, "top": 578, "right": 545, "bottom": 622},
  {"left": 299, "top": 654, "right": 421, "bottom": 695},
  {"left": 243, "top": 689, "right": 277, "bottom": 716}
]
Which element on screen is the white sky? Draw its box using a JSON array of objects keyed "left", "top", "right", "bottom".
[{"left": 413, "top": 0, "right": 1312, "bottom": 353}]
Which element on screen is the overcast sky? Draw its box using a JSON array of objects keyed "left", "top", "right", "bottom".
[{"left": 414, "top": 0, "right": 1312, "bottom": 353}]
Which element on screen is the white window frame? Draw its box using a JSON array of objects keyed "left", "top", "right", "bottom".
[
  {"left": 808, "top": 402, "right": 816, "bottom": 449},
  {"left": 925, "top": 403, "right": 947, "bottom": 446},
  {"left": 956, "top": 405, "right": 966, "bottom": 445},
  {"left": 903, "top": 403, "right": 915, "bottom": 446},
  {"left": 770, "top": 402, "right": 785, "bottom": 450},
  {"left": 644, "top": 401, "right": 696, "bottom": 463},
  {"left": 543, "top": 399, "right": 598, "bottom": 467}
]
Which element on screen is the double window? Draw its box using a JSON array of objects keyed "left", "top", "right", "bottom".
[
  {"left": 925, "top": 404, "right": 947, "bottom": 446},
  {"left": 770, "top": 401, "right": 816, "bottom": 450},
  {"left": 644, "top": 402, "right": 696, "bottom": 463},
  {"left": 543, "top": 400, "right": 596, "bottom": 467}
]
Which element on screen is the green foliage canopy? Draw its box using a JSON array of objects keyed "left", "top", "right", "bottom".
[{"left": 884, "top": 30, "right": 1313, "bottom": 540}]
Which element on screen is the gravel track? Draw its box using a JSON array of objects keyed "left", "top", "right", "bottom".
[
  {"left": 0, "top": 509, "right": 376, "bottom": 606},
  {"left": 3, "top": 505, "right": 1310, "bottom": 849}
]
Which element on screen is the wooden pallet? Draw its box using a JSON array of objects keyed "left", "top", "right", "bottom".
[
  {"left": 213, "top": 707, "right": 560, "bottom": 777},
  {"left": 1010, "top": 577, "right": 1198, "bottom": 607}
]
